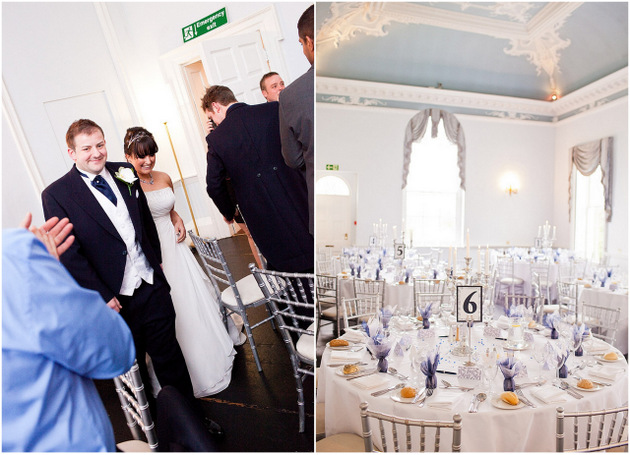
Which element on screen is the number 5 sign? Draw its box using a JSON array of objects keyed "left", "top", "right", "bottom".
[
  {"left": 456, "top": 286, "right": 483, "bottom": 322},
  {"left": 393, "top": 242, "right": 405, "bottom": 259}
]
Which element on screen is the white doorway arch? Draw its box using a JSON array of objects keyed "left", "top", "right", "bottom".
[{"left": 316, "top": 172, "right": 357, "bottom": 251}]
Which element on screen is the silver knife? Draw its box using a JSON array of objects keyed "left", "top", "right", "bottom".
[
  {"left": 411, "top": 388, "right": 427, "bottom": 404},
  {"left": 328, "top": 362, "right": 369, "bottom": 368},
  {"left": 346, "top": 370, "right": 377, "bottom": 381},
  {"left": 371, "top": 383, "right": 405, "bottom": 397}
]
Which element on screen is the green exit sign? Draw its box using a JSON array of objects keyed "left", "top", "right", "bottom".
[
  {"left": 182, "top": 8, "right": 227, "bottom": 43},
  {"left": 325, "top": 164, "right": 339, "bottom": 170}
]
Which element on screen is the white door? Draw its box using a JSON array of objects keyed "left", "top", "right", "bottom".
[
  {"left": 200, "top": 32, "right": 270, "bottom": 104},
  {"left": 316, "top": 172, "right": 357, "bottom": 250}
]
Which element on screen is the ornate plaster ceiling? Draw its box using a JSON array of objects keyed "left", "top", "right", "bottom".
[{"left": 316, "top": 2, "right": 628, "bottom": 101}]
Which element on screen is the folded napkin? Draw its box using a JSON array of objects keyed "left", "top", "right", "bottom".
[
  {"left": 329, "top": 350, "right": 364, "bottom": 363},
  {"left": 588, "top": 366, "right": 623, "bottom": 381},
  {"left": 342, "top": 329, "right": 367, "bottom": 343},
  {"left": 586, "top": 338, "right": 613, "bottom": 354},
  {"left": 496, "top": 315, "right": 510, "bottom": 330},
  {"left": 352, "top": 374, "right": 390, "bottom": 390},
  {"left": 531, "top": 385, "right": 567, "bottom": 404},
  {"left": 427, "top": 391, "right": 460, "bottom": 410}
]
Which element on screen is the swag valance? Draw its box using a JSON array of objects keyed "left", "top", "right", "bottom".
[
  {"left": 569, "top": 137, "right": 613, "bottom": 222},
  {"left": 402, "top": 108, "right": 466, "bottom": 190}
]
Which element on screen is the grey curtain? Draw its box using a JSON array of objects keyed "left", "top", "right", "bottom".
[
  {"left": 402, "top": 108, "right": 466, "bottom": 190},
  {"left": 569, "top": 137, "right": 613, "bottom": 222}
]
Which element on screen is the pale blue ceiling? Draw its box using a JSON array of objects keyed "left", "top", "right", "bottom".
[{"left": 316, "top": 2, "right": 628, "bottom": 101}]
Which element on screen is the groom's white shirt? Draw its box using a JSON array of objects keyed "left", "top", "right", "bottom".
[{"left": 79, "top": 167, "right": 153, "bottom": 295}]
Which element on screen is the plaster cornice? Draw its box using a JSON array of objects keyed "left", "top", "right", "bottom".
[{"left": 316, "top": 67, "right": 628, "bottom": 121}]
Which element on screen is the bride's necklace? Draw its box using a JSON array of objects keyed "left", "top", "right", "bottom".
[{"left": 139, "top": 173, "right": 154, "bottom": 185}]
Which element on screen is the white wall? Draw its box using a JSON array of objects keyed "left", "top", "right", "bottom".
[
  {"left": 2, "top": 2, "right": 310, "bottom": 232},
  {"left": 553, "top": 97, "right": 628, "bottom": 260},
  {"left": 316, "top": 103, "right": 557, "bottom": 249}
]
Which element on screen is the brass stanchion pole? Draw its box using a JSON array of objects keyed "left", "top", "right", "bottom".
[{"left": 163, "top": 122, "right": 199, "bottom": 236}]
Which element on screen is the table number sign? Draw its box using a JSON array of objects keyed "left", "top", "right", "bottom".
[
  {"left": 458, "top": 365, "right": 482, "bottom": 381},
  {"left": 456, "top": 286, "right": 483, "bottom": 323},
  {"left": 393, "top": 242, "right": 405, "bottom": 259},
  {"left": 369, "top": 235, "right": 377, "bottom": 247}
]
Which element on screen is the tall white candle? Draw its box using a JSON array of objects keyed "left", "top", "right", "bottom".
[
  {"left": 466, "top": 228, "right": 470, "bottom": 257},
  {"left": 538, "top": 225, "right": 542, "bottom": 238},
  {"left": 552, "top": 226, "right": 556, "bottom": 239},
  {"left": 485, "top": 245, "right": 489, "bottom": 274},
  {"left": 478, "top": 246, "right": 481, "bottom": 273},
  {"left": 448, "top": 246, "right": 452, "bottom": 268}
]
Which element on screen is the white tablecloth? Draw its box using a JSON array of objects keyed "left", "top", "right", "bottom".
[
  {"left": 319, "top": 325, "right": 627, "bottom": 452},
  {"left": 579, "top": 287, "right": 628, "bottom": 355}
]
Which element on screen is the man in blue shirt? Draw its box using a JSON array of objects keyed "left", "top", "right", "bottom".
[{"left": 2, "top": 217, "right": 136, "bottom": 452}]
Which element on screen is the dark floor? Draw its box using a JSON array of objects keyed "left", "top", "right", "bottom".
[{"left": 95, "top": 234, "right": 314, "bottom": 452}]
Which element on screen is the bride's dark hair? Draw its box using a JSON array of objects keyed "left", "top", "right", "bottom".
[{"left": 124, "top": 127, "right": 158, "bottom": 158}]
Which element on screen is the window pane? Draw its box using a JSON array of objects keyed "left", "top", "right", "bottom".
[
  {"left": 404, "top": 121, "right": 463, "bottom": 246},
  {"left": 574, "top": 167, "right": 605, "bottom": 262}
]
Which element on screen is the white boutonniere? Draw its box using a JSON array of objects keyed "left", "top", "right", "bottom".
[{"left": 114, "top": 167, "right": 138, "bottom": 195}]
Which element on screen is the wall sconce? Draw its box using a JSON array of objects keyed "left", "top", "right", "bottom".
[{"left": 500, "top": 172, "right": 520, "bottom": 196}]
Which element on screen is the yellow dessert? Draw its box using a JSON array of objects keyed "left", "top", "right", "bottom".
[
  {"left": 584, "top": 283, "right": 592, "bottom": 288},
  {"left": 343, "top": 364, "right": 359, "bottom": 375},
  {"left": 500, "top": 392, "right": 519, "bottom": 406},
  {"left": 400, "top": 387, "right": 417, "bottom": 398},
  {"left": 577, "top": 378, "right": 594, "bottom": 389},
  {"left": 604, "top": 352, "right": 619, "bottom": 361},
  {"left": 398, "top": 281, "right": 406, "bottom": 285},
  {"left": 417, "top": 316, "right": 423, "bottom": 321},
  {"left": 330, "top": 339, "right": 349, "bottom": 347}
]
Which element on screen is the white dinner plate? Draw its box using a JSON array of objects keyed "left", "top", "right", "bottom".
[
  {"left": 390, "top": 388, "right": 423, "bottom": 403},
  {"left": 568, "top": 379, "right": 604, "bottom": 392},
  {"left": 596, "top": 353, "right": 623, "bottom": 363},
  {"left": 335, "top": 366, "right": 375, "bottom": 378},
  {"left": 326, "top": 340, "right": 356, "bottom": 350},
  {"left": 490, "top": 396, "right": 526, "bottom": 410}
]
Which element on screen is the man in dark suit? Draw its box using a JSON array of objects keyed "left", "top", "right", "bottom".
[
  {"left": 41, "top": 119, "right": 222, "bottom": 435},
  {"left": 279, "top": 5, "right": 314, "bottom": 235},
  {"left": 203, "top": 86, "right": 313, "bottom": 273}
]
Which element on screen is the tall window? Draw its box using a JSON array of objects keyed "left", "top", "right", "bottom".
[
  {"left": 404, "top": 122, "right": 464, "bottom": 247},
  {"left": 574, "top": 166, "right": 606, "bottom": 262}
]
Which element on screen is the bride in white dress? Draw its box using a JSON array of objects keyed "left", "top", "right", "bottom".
[{"left": 124, "top": 127, "right": 239, "bottom": 397}]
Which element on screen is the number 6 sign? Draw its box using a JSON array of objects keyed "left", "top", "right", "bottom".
[{"left": 456, "top": 286, "right": 483, "bottom": 322}]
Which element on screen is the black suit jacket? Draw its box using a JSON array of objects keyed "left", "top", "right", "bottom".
[
  {"left": 42, "top": 162, "right": 165, "bottom": 303},
  {"left": 206, "top": 102, "right": 313, "bottom": 272}
]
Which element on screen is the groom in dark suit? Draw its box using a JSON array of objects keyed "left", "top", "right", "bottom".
[
  {"left": 41, "top": 119, "right": 222, "bottom": 435},
  {"left": 203, "top": 86, "right": 313, "bottom": 273}
]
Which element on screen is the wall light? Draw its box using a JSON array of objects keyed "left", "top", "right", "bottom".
[{"left": 500, "top": 172, "right": 520, "bottom": 196}]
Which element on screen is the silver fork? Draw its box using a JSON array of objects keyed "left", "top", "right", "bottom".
[
  {"left": 441, "top": 379, "right": 474, "bottom": 392},
  {"left": 558, "top": 381, "right": 583, "bottom": 399},
  {"left": 515, "top": 388, "right": 536, "bottom": 408}
]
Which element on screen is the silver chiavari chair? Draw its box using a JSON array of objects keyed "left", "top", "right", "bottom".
[
  {"left": 581, "top": 303, "right": 621, "bottom": 346},
  {"left": 113, "top": 360, "right": 158, "bottom": 452},
  {"left": 556, "top": 406, "right": 628, "bottom": 452},
  {"left": 189, "top": 232, "right": 275, "bottom": 372},
  {"left": 360, "top": 401, "right": 463, "bottom": 452},
  {"left": 316, "top": 274, "right": 340, "bottom": 338},
  {"left": 343, "top": 296, "right": 381, "bottom": 331},
  {"left": 249, "top": 264, "right": 314, "bottom": 433}
]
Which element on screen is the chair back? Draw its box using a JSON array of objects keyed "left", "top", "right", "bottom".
[
  {"left": 189, "top": 232, "right": 241, "bottom": 305},
  {"left": 249, "top": 265, "right": 315, "bottom": 433},
  {"left": 353, "top": 278, "right": 385, "bottom": 304},
  {"left": 113, "top": 360, "right": 159, "bottom": 451},
  {"left": 581, "top": 303, "right": 620, "bottom": 345},
  {"left": 317, "top": 259, "right": 334, "bottom": 275},
  {"left": 503, "top": 294, "right": 540, "bottom": 319},
  {"left": 413, "top": 278, "right": 448, "bottom": 316},
  {"left": 360, "top": 401, "right": 462, "bottom": 452},
  {"left": 556, "top": 406, "right": 628, "bottom": 452},
  {"left": 557, "top": 280, "right": 579, "bottom": 317},
  {"left": 343, "top": 296, "right": 381, "bottom": 331}
]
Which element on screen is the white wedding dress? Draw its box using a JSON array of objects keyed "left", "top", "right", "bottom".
[{"left": 145, "top": 187, "right": 237, "bottom": 397}]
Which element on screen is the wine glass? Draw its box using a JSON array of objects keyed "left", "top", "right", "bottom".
[
  {"left": 531, "top": 349, "right": 546, "bottom": 382},
  {"left": 482, "top": 354, "right": 499, "bottom": 393}
]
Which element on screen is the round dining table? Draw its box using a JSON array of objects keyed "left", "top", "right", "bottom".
[{"left": 318, "top": 320, "right": 628, "bottom": 452}]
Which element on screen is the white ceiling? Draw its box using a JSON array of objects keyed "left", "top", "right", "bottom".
[{"left": 316, "top": 2, "right": 628, "bottom": 101}]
